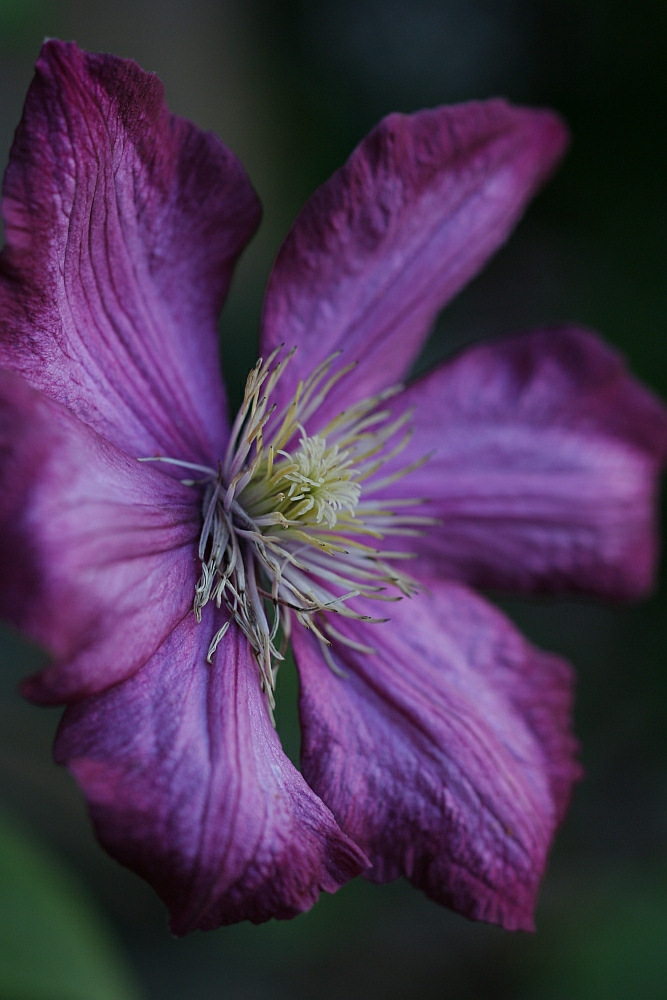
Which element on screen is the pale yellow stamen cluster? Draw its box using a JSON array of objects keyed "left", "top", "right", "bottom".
[
  {"left": 283, "top": 435, "right": 361, "bottom": 528},
  {"left": 141, "top": 348, "right": 432, "bottom": 719}
]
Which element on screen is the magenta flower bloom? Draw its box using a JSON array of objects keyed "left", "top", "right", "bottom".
[{"left": 1, "top": 41, "right": 665, "bottom": 935}]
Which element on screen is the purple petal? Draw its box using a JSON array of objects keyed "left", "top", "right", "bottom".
[
  {"left": 261, "top": 100, "right": 567, "bottom": 422},
  {"left": 0, "top": 40, "right": 260, "bottom": 463},
  {"left": 0, "top": 371, "right": 200, "bottom": 703},
  {"left": 55, "top": 611, "right": 368, "bottom": 933},
  {"left": 370, "top": 326, "right": 667, "bottom": 599},
  {"left": 292, "top": 579, "right": 580, "bottom": 931}
]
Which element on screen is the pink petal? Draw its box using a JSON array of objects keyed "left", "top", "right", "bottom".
[
  {"left": 261, "top": 100, "right": 567, "bottom": 423},
  {"left": 370, "top": 326, "right": 667, "bottom": 599},
  {"left": 292, "top": 580, "right": 580, "bottom": 931},
  {"left": 55, "top": 611, "right": 368, "bottom": 933},
  {"left": 0, "top": 40, "right": 260, "bottom": 463},
  {"left": 0, "top": 371, "right": 200, "bottom": 703}
]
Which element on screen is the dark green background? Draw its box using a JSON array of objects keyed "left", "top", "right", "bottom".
[{"left": 0, "top": 1, "right": 665, "bottom": 998}]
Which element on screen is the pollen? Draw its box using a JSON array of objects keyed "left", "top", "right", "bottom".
[{"left": 140, "top": 348, "right": 433, "bottom": 719}]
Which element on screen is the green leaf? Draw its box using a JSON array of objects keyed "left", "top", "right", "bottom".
[{"left": 0, "top": 808, "right": 144, "bottom": 1000}]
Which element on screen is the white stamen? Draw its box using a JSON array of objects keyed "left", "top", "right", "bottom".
[
  {"left": 206, "top": 621, "right": 230, "bottom": 663},
  {"left": 140, "top": 350, "right": 433, "bottom": 717}
]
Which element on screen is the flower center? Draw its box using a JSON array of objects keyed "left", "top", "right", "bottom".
[
  {"left": 241, "top": 432, "right": 362, "bottom": 530},
  {"left": 141, "top": 349, "right": 431, "bottom": 719}
]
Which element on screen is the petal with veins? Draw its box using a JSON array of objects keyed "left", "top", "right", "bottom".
[
  {"left": 55, "top": 611, "right": 368, "bottom": 933},
  {"left": 293, "top": 579, "right": 580, "bottom": 931},
  {"left": 0, "top": 40, "right": 260, "bottom": 462},
  {"left": 262, "top": 100, "right": 567, "bottom": 426},
  {"left": 0, "top": 371, "right": 200, "bottom": 703},
  {"left": 366, "top": 327, "right": 667, "bottom": 599}
]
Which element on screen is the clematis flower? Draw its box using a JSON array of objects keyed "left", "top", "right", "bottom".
[{"left": 0, "top": 40, "right": 665, "bottom": 935}]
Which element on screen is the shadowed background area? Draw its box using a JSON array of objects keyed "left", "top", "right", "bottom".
[{"left": 0, "top": 1, "right": 665, "bottom": 998}]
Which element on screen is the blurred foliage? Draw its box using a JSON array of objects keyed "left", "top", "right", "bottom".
[
  {"left": 534, "top": 868, "right": 667, "bottom": 1000},
  {"left": 0, "top": 808, "right": 143, "bottom": 1000},
  {"left": 0, "top": 0, "right": 57, "bottom": 51}
]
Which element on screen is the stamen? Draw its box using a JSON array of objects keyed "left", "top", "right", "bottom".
[
  {"left": 206, "top": 622, "right": 230, "bottom": 664},
  {"left": 140, "top": 349, "right": 433, "bottom": 715}
]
